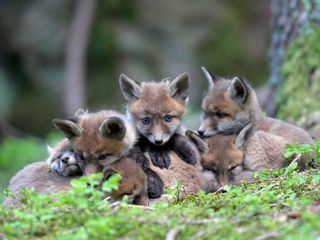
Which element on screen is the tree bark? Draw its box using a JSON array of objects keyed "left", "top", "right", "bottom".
[
  {"left": 265, "top": 0, "right": 320, "bottom": 116},
  {"left": 64, "top": 0, "right": 96, "bottom": 116}
]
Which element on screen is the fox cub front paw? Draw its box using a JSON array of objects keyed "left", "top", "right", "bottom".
[
  {"left": 148, "top": 149, "right": 171, "bottom": 169},
  {"left": 172, "top": 134, "right": 198, "bottom": 165},
  {"left": 127, "top": 147, "right": 150, "bottom": 170}
]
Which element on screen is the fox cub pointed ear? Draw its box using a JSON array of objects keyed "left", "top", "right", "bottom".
[
  {"left": 47, "top": 145, "right": 54, "bottom": 155},
  {"left": 201, "top": 66, "right": 219, "bottom": 89},
  {"left": 228, "top": 77, "right": 248, "bottom": 103},
  {"left": 168, "top": 72, "right": 190, "bottom": 102},
  {"left": 75, "top": 108, "right": 87, "bottom": 117},
  {"left": 119, "top": 74, "right": 142, "bottom": 102},
  {"left": 185, "top": 130, "right": 209, "bottom": 153},
  {"left": 100, "top": 117, "right": 126, "bottom": 140},
  {"left": 52, "top": 119, "right": 83, "bottom": 139},
  {"left": 234, "top": 122, "right": 254, "bottom": 149}
]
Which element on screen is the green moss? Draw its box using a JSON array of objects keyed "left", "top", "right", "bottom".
[
  {"left": 277, "top": 26, "right": 320, "bottom": 121},
  {"left": 1, "top": 143, "right": 320, "bottom": 239}
]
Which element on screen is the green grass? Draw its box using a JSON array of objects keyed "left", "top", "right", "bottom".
[
  {"left": 0, "top": 134, "right": 62, "bottom": 202},
  {"left": 1, "top": 139, "right": 320, "bottom": 239}
]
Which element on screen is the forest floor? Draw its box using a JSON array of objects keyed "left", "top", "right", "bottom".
[
  {"left": 1, "top": 137, "right": 320, "bottom": 239},
  {"left": 1, "top": 159, "right": 320, "bottom": 239}
]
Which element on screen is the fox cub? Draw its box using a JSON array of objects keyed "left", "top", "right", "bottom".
[
  {"left": 4, "top": 110, "right": 149, "bottom": 207},
  {"left": 201, "top": 124, "right": 291, "bottom": 190},
  {"left": 119, "top": 72, "right": 199, "bottom": 168},
  {"left": 50, "top": 109, "right": 148, "bottom": 205},
  {"left": 199, "top": 67, "right": 314, "bottom": 190},
  {"left": 48, "top": 109, "right": 137, "bottom": 175},
  {"left": 199, "top": 67, "right": 314, "bottom": 151},
  {"left": 119, "top": 73, "right": 201, "bottom": 198}
]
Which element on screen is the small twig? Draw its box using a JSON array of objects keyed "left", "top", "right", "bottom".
[
  {"left": 126, "top": 204, "right": 154, "bottom": 211},
  {"left": 166, "top": 226, "right": 183, "bottom": 240},
  {"left": 288, "top": 154, "right": 301, "bottom": 166}
]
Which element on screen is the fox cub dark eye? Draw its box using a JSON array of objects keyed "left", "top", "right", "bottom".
[
  {"left": 98, "top": 154, "right": 110, "bottom": 161},
  {"left": 164, "top": 115, "right": 173, "bottom": 122},
  {"left": 142, "top": 117, "right": 150, "bottom": 125},
  {"left": 215, "top": 112, "right": 228, "bottom": 118}
]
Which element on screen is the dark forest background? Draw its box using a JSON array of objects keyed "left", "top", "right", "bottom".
[{"left": 0, "top": 0, "right": 271, "bottom": 137}]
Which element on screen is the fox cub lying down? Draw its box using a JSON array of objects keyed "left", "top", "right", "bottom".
[
  {"left": 201, "top": 125, "right": 297, "bottom": 191},
  {"left": 4, "top": 110, "right": 149, "bottom": 207}
]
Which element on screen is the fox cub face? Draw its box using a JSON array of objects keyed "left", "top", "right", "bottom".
[
  {"left": 47, "top": 146, "right": 83, "bottom": 176},
  {"left": 119, "top": 73, "right": 190, "bottom": 146},
  {"left": 52, "top": 110, "right": 136, "bottom": 175},
  {"left": 201, "top": 123, "right": 251, "bottom": 189},
  {"left": 198, "top": 67, "right": 261, "bottom": 138}
]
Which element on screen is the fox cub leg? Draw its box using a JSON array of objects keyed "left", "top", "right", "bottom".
[
  {"left": 171, "top": 134, "right": 199, "bottom": 165},
  {"left": 127, "top": 147, "right": 164, "bottom": 199},
  {"left": 143, "top": 134, "right": 199, "bottom": 169}
]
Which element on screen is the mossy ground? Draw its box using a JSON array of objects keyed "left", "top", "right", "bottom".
[
  {"left": 1, "top": 144, "right": 320, "bottom": 240},
  {"left": 277, "top": 26, "right": 320, "bottom": 122}
]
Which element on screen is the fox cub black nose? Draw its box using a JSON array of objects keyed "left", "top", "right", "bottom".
[
  {"left": 155, "top": 139, "right": 163, "bottom": 145},
  {"left": 198, "top": 130, "right": 204, "bottom": 136}
]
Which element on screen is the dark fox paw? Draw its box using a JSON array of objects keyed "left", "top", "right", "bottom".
[
  {"left": 145, "top": 169, "right": 164, "bottom": 199},
  {"left": 127, "top": 147, "right": 149, "bottom": 170},
  {"left": 172, "top": 134, "right": 198, "bottom": 165},
  {"left": 148, "top": 150, "right": 171, "bottom": 169}
]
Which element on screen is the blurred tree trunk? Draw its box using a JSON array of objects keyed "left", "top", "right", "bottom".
[
  {"left": 64, "top": 0, "right": 96, "bottom": 116},
  {"left": 264, "top": 0, "right": 320, "bottom": 116}
]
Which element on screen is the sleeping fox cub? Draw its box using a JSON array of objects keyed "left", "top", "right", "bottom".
[{"left": 201, "top": 124, "right": 292, "bottom": 191}]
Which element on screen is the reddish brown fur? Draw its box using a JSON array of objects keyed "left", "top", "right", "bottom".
[
  {"left": 130, "top": 82, "right": 186, "bottom": 117},
  {"left": 201, "top": 76, "right": 313, "bottom": 146},
  {"left": 72, "top": 111, "right": 133, "bottom": 163},
  {"left": 103, "top": 157, "right": 148, "bottom": 205},
  {"left": 201, "top": 130, "right": 299, "bottom": 190},
  {"left": 201, "top": 135, "right": 243, "bottom": 188},
  {"left": 149, "top": 151, "right": 205, "bottom": 201}
]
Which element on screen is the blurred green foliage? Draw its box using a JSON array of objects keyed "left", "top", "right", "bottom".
[
  {"left": 277, "top": 26, "right": 320, "bottom": 121},
  {"left": 0, "top": 0, "right": 269, "bottom": 136},
  {"left": 0, "top": 134, "right": 62, "bottom": 202},
  {"left": 200, "top": 0, "right": 269, "bottom": 86},
  {"left": 87, "top": 0, "right": 136, "bottom": 109}
]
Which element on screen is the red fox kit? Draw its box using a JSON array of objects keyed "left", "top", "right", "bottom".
[
  {"left": 4, "top": 110, "right": 149, "bottom": 207},
  {"left": 119, "top": 73, "right": 202, "bottom": 198},
  {"left": 50, "top": 110, "right": 137, "bottom": 175},
  {"left": 201, "top": 124, "right": 292, "bottom": 190},
  {"left": 199, "top": 67, "right": 314, "bottom": 146},
  {"left": 201, "top": 122, "right": 289, "bottom": 189}
]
